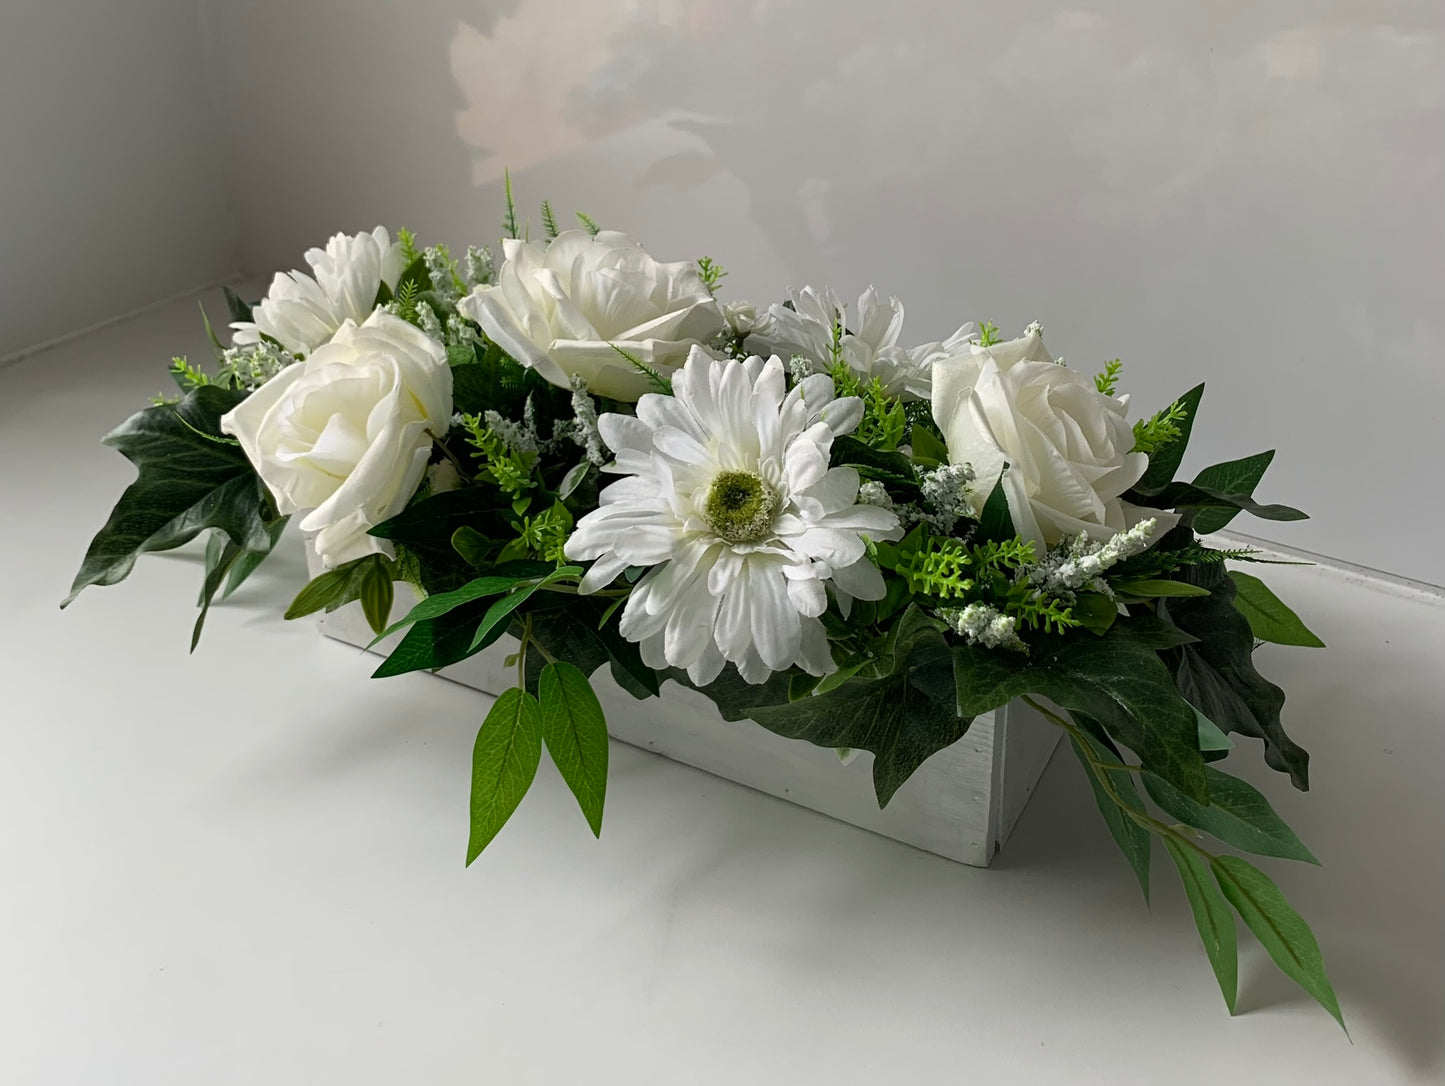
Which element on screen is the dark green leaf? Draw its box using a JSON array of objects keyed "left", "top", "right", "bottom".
[
  {"left": 221, "top": 515, "right": 289, "bottom": 600},
  {"left": 1120, "top": 614, "right": 1200, "bottom": 649},
  {"left": 1229, "top": 572, "right": 1325, "bottom": 648},
  {"left": 65, "top": 387, "right": 279, "bottom": 608},
  {"left": 829, "top": 436, "right": 920, "bottom": 493},
  {"left": 1211, "top": 855, "right": 1344, "bottom": 1028},
  {"left": 1146, "top": 481, "right": 1307, "bottom": 524},
  {"left": 1162, "top": 564, "right": 1310, "bottom": 789},
  {"left": 467, "top": 688, "right": 542, "bottom": 862},
  {"left": 192, "top": 535, "right": 243, "bottom": 652},
  {"left": 222, "top": 285, "right": 254, "bottom": 324},
  {"left": 953, "top": 627, "right": 1209, "bottom": 802},
  {"left": 1135, "top": 383, "right": 1205, "bottom": 492},
  {"left": 1070, "top": 733, "right": 1151, "bottom": 901},
  {"left": 1191, "top": 451, "right": 1275, "bottom": 534},
  {"left": 1072, "top": 592, "right": 1119, "bottom": 635},
  {"left": 974, "top": 472, "right": 1016, "bottom": 544},
  {"left": 371, "top": 570, "right": 539, "bottom": 642},
  {"left": 370, "top": 487, "right": 513, "bottom": 546},
  {"left": 1144, "top": 766, "right": 1319, "bottom": 864},
  {"left": 1162, "top": 838, "right": 1238, "bottom": 1013},
  {"left": 538, "top": 662, "right": 609, "bottom": 836},
  {"left": 450, "top": 525, "right": 492, "bottom": 567},
  {"left": 393, "top": 253, "right": 433, "bottom": 298},
  {"left": 372, "top": 599, "right": 494, "bottom": 678}
]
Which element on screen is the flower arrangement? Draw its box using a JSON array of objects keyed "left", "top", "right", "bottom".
[{"left": 65, "top": 192, "right": 1340, "bottom": 1025}]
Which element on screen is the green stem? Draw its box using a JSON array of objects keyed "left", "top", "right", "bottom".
[
  {"left": 1020, "top": 695, "right": 1213, "bottom": 861},
  {"left": 535, "top": 582, "right": 631, "bottom": 598}
]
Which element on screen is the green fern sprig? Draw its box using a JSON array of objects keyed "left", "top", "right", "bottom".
[
  {"left": 1133, "top": 399, "right": 1189, "bottom": 455},
  {"left": 608, "top": 343, "right": 672, "bottom": 395},
  {"left": 576, "top": 211, "right": 601, "bottom": 236},
  {"left": 461, "top": 414, "right": 534, "bottom": 498},
  {"left": 502, "top": 168, "right": 521, "bottom": 239},
  {"left": 540, "top": 200, "right": 560, "bottom": 240},
  {"left": 394, "top": 277, "right": 422, "bottom": 324},
  {"left": 1094, "top": 358, "right": 1123, "bottom": 395},
  {"left": 696, "top": 256, "right": 727, "bottom": 292},
  {"left": 978, "top": 320, "right": 1001, "bottom": 347},
  {"left": 397, "top": 227, "right": 420, "bottom": 265}
]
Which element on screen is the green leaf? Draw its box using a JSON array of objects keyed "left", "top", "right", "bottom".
[
  {"left": 1135, "top": 383, "right": 1204, "bottom": 493},
  {"left": 372, "top": 599, "right": 495, "bottom": 678},
  {"left": 392, "top": 253, "right": 434, "bottom": 298},
  {"left": 466, "top": 567, "right": 583, "bottom": 652},
  {"left": 1070, "top": 733, "right": 1151, "bottom": 901},
  {"left": 1162, "top": 564, "right": 1310, "bottom": 789},
  {"left": 221, "top": 515, "right": 289, "bottom": 600},
  {"left": 1195, "top": 706, "right": 1235, "bottom": 753},
  {"left": 557, "top": 461, "right": 592, "bottom": 500},
  {"left": 1191, "top": 451, "right": 1275, "bottom": 534},
  {"left": 1071, "top": 591, "right": 1119, "bottom": 635},
  {"left": 909, "top": 426, "right": 949, "bottom": 468},
  {"left": 191, "top": 534, "right": 243, "bottom": 651},
  {"left": 222, "top": 285, "right": 253, "bottom": 324},
  {"left": 64, "top": 387, "right": 280, "bottom": 608},
  {"left": 974, "top": 471, "right": 1016, "bottom": 544},
  {"left": 953, "top": 627, "right": 1209, "bottom": 802},
  {"left": 285, "top": 554, "right": 395, "bottom": 621},
  {"left": 450, "top": 525, "right": 492, "bottom": 567},
  {"left": 1144, "top": 766, "right": 1319, "bottom": 864},
  {"left": 370, "top": 487, "right": 513, "bottom": 546},
  {"left": 467, "top": 688, "right": 542, "bottom": 863},
  {"left": 370, "top": 570, "right": 539, "bottom": 643},
  {"left": 1162, "top": 838, "right": 1238, "bottom": 1013},
  {"left": 1211, "top": 855, "right": 1344, "bottom": 1028},
  {"left": 829, "top": 436, "right": 920, "bottom": 493},
  {"left": 358, "top": 558, "right": 395, "bottom": 636},
  {"left": 1229, "top": 572, "right": 1325, "bottom": 648},
  {"left": 538, "top": 662, "right": 609, "bottom": 836},
  {"left": 739, "top": 608, "right": 971, "bottom": 807},
  {"left": 1145, "top": 481, "right": 1308, "bottom": 524},
  {"left": 1112, "top": 578, "right": 1212, "bottom": 599}
]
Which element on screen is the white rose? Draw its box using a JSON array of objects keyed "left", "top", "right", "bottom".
[
  {"left": 221, "top": 310, "right": 453, "bottom": 569},
  {"left": 931, "top": 324, "right": 1178, "bottom": 549},
  {"left": 232, "top": 227, "right": 407, "bottom": 356},
  {"left": 457, "top": 230, "right": 724, "bottom": 401}
]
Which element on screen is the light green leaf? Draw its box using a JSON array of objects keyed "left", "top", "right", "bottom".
[
  {"left": 909, "top": 426, "right": 949, "bottom": 468},
  {"left": 1144, "top": 766, "right": 1319, "bottom": 864},
  {"left": 538, "top": 662, "right": 609, "bottom": 836},
  {"left": 285, "top": 553, "right": 394, "bottom": 622},
  {"left": 1211, "top": 855, "right": 1344, "bottom": 1029},
  {"left": 1228, "top": 572, "right": 1325, "bottom": 648},
  {"left": 1071, "top": 733, "right": 1151, "bottom": 901},
  {"left": 812, "top": 661, "right": 866, "bottom": 696},
  {"left": 1112, "top": 578, "right": 1212, "bottom": 599},
  {"left": 1162, "top": 838, "right": 1238, "bottom": 1013},
  {"left": 1195, "top": 706, "right": 1235, "bottom": 753},
  {"left": 467, "top": 687, "right": 542, "bottom": 863}
]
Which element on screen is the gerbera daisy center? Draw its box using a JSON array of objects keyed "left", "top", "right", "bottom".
[{"left": 703, "top": 469, "right": 777, "bottom": 544}]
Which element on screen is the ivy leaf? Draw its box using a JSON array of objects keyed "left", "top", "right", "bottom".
[
  {"left": 467, "top": 688, "right": 542, "bottom": 862},
  {"left": 1211, "top": 855, "right": 1344, "bottom": 1029},
  {"left": 1190, "top": 451, "right": 1275, "bottom": 534},
  {"left": 743, "top": 609, "right": 971, "bottom": 807},
  {"left": 1145, "top": 481, "right": 1307, "bottom": 524},
  {"left": 1161, "top": 564, "right": 1310, "bottom": 789},
  {"left": 1134, "top": 383, "right": 1205, "bottom": 493},
  {"left": 64, "top": 387, "right": 279, "bottom": 608},
  {"left": 221, "top": 515, "right": 289, "bottom": 600},
  {"left": 1229, "top": 572, "right": 1325, "bottom": 648},
  {"left": 1070, "top": 732, "right": 1151, "bottom": 901},
  {"left": 953, "top": 627, "right": 1209, "bottom": 802},
  {"left": 1162, "top": 838, "right": 1238, "bottom": 1013},
  {"left": 1144, "top": 766, "right": 1319, "bottom": 864},
  {"left": 538, "top": 662, "right": 609, "bottom": 836}
]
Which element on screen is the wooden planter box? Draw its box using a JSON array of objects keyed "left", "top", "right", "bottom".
[{"left": 312, "top": 554, "right": 1060, "bottom": 866}]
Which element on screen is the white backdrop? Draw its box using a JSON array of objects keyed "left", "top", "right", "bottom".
[
  {"left": 0, "top": 1, "right": 236, "bottom": 361},
  {"left": 82, "top": 0, "right": 1445, "bottom": 585}
]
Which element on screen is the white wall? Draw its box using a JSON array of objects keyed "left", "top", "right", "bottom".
[
  {"left": 0, "top": 0, "right": 236, "bottom": 361},
  {"left": 207, "top": 2, "right": 1445, "bottom": 584}
]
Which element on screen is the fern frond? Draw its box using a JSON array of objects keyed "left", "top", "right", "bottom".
[
  {"left": 502, "top": 168, "right": 520, "bottom": 239},
  {"left": 1132, "top": 399, "right": 1188, "bottom": 455},
  {"left": 608, "top": 342, "right": 671, "bottom": 394},
  {"left": 540, "top": 200, "right": 560, "bottom": 240},
  {"left": 1094, "top": 358, "right": 1123, "bottom": 395},
  {"left": 576, "top": 211, "right": 601, "bottom": 236}
]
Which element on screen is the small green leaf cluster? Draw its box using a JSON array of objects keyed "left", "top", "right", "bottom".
[
  {"left": 696, "top": 255, "right": 727, "bottom": 292},
  {"left": 1094, "top": 358, "right": 1123, "bottom": 395},
  {"left": 1132, "top": 398, "right": 1188, "bottom": 455},
  {"left": 460, "top": 414, "right": 536, "bottom": 499}
]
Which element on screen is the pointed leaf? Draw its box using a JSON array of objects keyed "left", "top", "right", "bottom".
[
  {"left": 1136, "top": 383, "right": 1205, "bottom": 492},
  {"left": 1112, "top": 578, "right": 1212, "bottom": 599},
  {"left": 1145, "top": 767, "right": 1319, "bottom": 864},
  {"left": 467, "top": 688, "right": 542, "bottom": 862},
  {"left": 192, "top": 536, "right": 243, "bottom": 651},
  {"left": 221, "top": 515, "right": 289, "bottom": 600},
  {"left": 538, "top": 662, "right": 609, "bottom": 836},
  {"left": 358, "top": 559, "right": 395, "bottom": 637},
  {"left": 1191, "top": 451, "right": 1275, "bottom": 534},
  {"left": 1070, "top": 734, "right": 1151, "bottom": 901},
  {"left": 1211, "top": 855, "right": 1344, "bottom": 1028},
  {"left": 369, "top": 570, "right": 536, "bottom": 643},
  {"left": 466, "top": 567, "right": 583, "bottom": 651},
  {"left": 975, "top": 470, "right": 1016, "bottom": 544},
  {"left": 1229, "top": 572, "right": 1325, "bottom": 648},
  {"left": 1162, "top": 838, "right": 1238, "bottom": 1013}
]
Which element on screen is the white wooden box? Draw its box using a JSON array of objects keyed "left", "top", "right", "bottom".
[{"left": 315, "top": 575, "right": 1060, "bottom": 867}]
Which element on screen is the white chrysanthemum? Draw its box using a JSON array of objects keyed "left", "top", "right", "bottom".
[
  {"left": 747, "top": 285, "right": 973, "bottom": 401},
  {"left": 232, "top": 227, "right": 407, "bottom": 356},
  {"left": 564, "top": 347, "right": 903, "bottom": 685}
]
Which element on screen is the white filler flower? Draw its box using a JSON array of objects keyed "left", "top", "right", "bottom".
[
  {"left": 221, "top": 310, "right": 452, "bottom": 568},
  {"left": 232, "top": 227, "right": 407, "bottom": 356},
  {"left": 458, "top": 230, "right": 725, "bottom": 401},
  {"left": 565, "top": 347, "right": 902, "bottom": 685}
]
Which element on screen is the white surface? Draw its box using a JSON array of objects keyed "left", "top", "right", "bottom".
[
  {"left": 4, "top": 289, "right": 1444, "bottom": 1083},
  {"left": 0, "top": 1, "right": 235, "bottom": 361},
  {"left": 316, "top": 599, "right": 1062, "bottom": 867},
  {"left": 204, "top": 0, "right": 1445, "bottom": 586}
]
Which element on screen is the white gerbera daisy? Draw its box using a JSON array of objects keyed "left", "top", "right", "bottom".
[{"left": 564, "top": 347, "right": 903, "bottom": 685}]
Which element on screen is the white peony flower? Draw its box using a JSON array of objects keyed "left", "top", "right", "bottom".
[
  {"left": 221, "top": 310, "right": 453, "bottom": 569},
  {"left": 564, "top": 347, "right": 902, "bottom": 685},
  {"left": 931, "top": 324, "right": 1177, "bottom": 550},
  {"left": 748, "top": 285, "right": 973, "bottom": 400},
  {"left": 232, "top": 227, "right": 407, "bottom": 356},
  {"left": 457, "top": 230, "right": 726, "bottom": 402}
]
